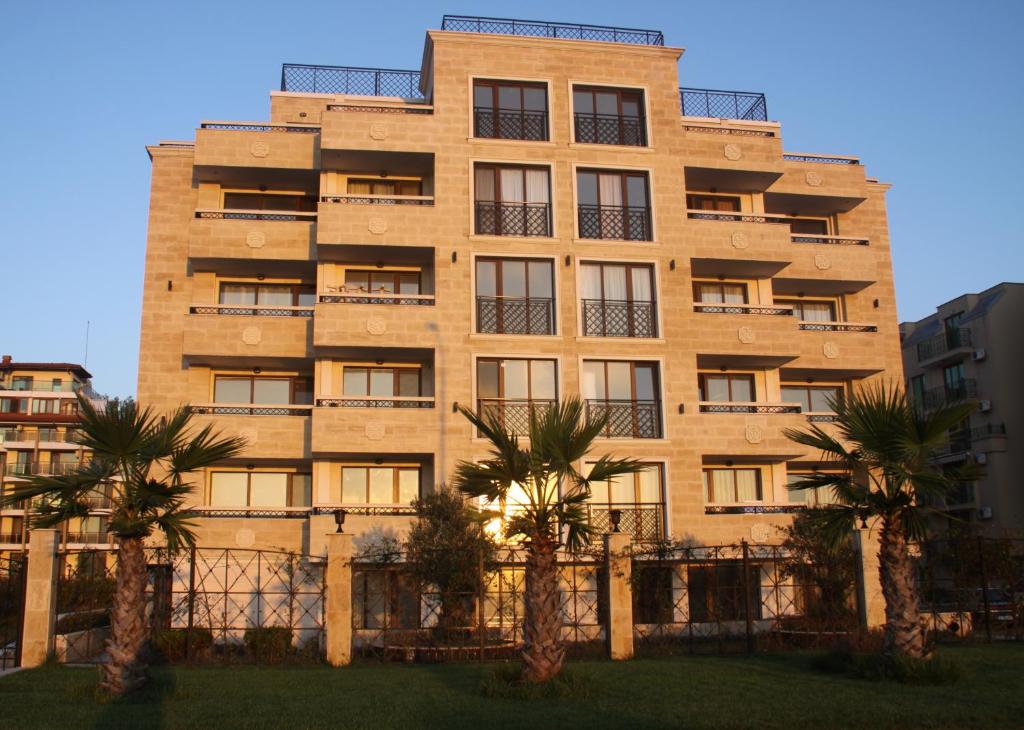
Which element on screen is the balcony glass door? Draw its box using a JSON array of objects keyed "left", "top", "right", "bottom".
[
  {"left": 474, "top": 165, "right": 551, "bottom": 236},
  {"left": 477, "top": 358, "right": 556, "bottom": 433},
  {"left": 582, "top": 361, "right": 661, "bottom": 438},
  {"left": 473, "top": 80, "right": 548, "bottom": 141},
  {"left": 577, "top": 170, "right": 651, "bottom": 240},
  {"left": 580, "top": 263, "right": 656, "bottom": 337},
  {"left": 476, "top": 258, "right": 554, "bottom": 334}
]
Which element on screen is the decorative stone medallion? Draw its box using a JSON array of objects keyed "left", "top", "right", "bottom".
[
  {"left": 744, "top": 424, "right": 763, "bottom": 444},
  {"left": 235, "top": 528, "right": 256, "bottom": 548},
  {"left": 368, "top": 217, "right": 388, "bottom": 234},
  {"left": 369, "top": 123, "right": 388, "bottom": 140},
  {"left": 805, "top": 170, "right": 823, "bottom": 187},
  {"left": 238, "top": 427, "right": 258, "bottom": 446},
  {"left": 366, "top": 317, "right": 387, "bottom": 335},
  {"left": 814, "top": 253, "right": 831, "bottom": 270},
  {"left": 249, "top": 140, "right": 270, "bottom": 158},
  {"left": 750, "top": 523, "right": 773, "bottom": 542},
  {"left": 241, "top": 326, "right": 262, "bottom": 345},
  {"left": 365, "top": 422, "right": 386, "bottom": 440},
  {"left": 724, "top": 143, "right": 742, "bottom": 161},
  {"left": 245, "top": 230, "right": 266, "bottom": 249},
  {"left": 738, "top": 326, "right": 755, "bottom": 344},
  {"left": 823, "top": 341, "right": 840, "bottom": 359},
  {"left": 731, "top": 231, "right": 749, "bottom": 249}
]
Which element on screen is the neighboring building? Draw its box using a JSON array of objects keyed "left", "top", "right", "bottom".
[
  {"left": 138, "top": 16, "right": 903, "bottom": 555},
  {"left": 900, "top": 282, "right": 1024, "bottom": 537},
  {"left": 0, "top": 356, "right": 110, "bottom": 553}
]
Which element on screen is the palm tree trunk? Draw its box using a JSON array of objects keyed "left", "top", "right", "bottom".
[
  {"left": 877, "top": 519, "right": 930, "bottom": 659},
  {"left": 100, "top": 536, "right": 149, "bottom": 695},
  {"left": 522, "top": 536, "right": 564, "bottom": 683}
]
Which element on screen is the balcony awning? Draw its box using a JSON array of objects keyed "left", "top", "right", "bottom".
[
  {"left": 684, "top": 166, "right": 782, "bottom": 193},
  {"left": 772, "top": 277, "right": 874, "bottom": 296},
  {"left": 691, "top": 257, "right": 790, "bottom": 279},
  {"left": 696, "top": 353, "right": 797, "bottom": 370}
]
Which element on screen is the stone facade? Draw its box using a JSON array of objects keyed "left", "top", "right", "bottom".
[{"left": 138, "top": 25, "right": 903, "bottom": 555}]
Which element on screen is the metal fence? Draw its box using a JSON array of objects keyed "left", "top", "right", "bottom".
[
  {"left": 280, "top": 64, "right": 424, "bottom": 98},
  {"left": 680, "top": 88, "right": 768, "bottom": 122},
  {"left": 441, "top": 15, "right": 664, "bottom": 46},
  {"left": 0, "top": 554, "right": 27, "bottom": 669}
]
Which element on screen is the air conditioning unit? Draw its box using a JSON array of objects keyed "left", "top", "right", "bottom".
[
  {"left": 978, "top": 506, "right": 993, "bottom": 520},
  {"left": 978, "top": 400, "right": 992, "bottom": 412},
  {"left": 971, "top": 349, "right": 987, "bottom": 362},
  {"left": 974, "top": 452, "right": 988, "bottom": 465}
]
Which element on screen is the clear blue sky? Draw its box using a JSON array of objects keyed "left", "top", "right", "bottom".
[{"left": 3, "top": 0, "right": 1022, "bottom": 397}]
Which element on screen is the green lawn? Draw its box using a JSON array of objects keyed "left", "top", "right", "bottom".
[{"left": 1, "top": 645, "right": 1022, "bottom": 729}]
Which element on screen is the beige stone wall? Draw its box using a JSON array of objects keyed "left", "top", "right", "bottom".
[{"left": 138, "top": 31, "right": 904, "bottom": 550}]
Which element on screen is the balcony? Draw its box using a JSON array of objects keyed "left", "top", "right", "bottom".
[
  {"left": 931, "top": 425, "right": 1004, "bottom": 460},
  {"left": 0, "top": 534, "right": 23, "bottom": 545},
  {"left": 188, "top": 214, "right": 315, "bottom": 262},
  {"left": 182, "top": 311, "right": 312, "bottom": 359},
  {"left": 476, "top": 296, "right": 554, "bottom": 335},
  {"left": 582, "top": 300, "right": 657, "bottom": 338},
  {"left": 317, "top": 196, "right": 440, "bottom": 247},
  {"left": 578, "top": 205, "right": 652, "bottom": 241},
  {"left": 316, "top": 396, "right": 434, "bottom": 409},
  {"left": 477, "top": 399, "right": 554, "bottom": 435},
  {"left": 922, "top": 380, "right": 978, "bottom": 410},
  {"left": 187, "top": 404, "right": 312, "bottom": 417},
  {"left": 474, "top": 108, "right": 548, "bottom": 141},
  {"left": 573, "top": 113, "right": 645, "bottom": 146},
  {"left": 693, "top": 303, "right": 793, "bottom": 316},
  {"left": 1, "top": 381, "right": 80, "bottom": 393},
  {"left": 3, "top": 461, "right": 82, "bottom": 477},
  {"left": 440, "top": 15, "right": 665, "bottom": 45},
  {"left": 586, "top": 400, "right": 662, "bottom": 439},
  {"left": 680, "top": 88, "right": 768, "bottom": 122},
  {"left": 475, "top": 201, "right": 551, "bottom": 237},
  {"left": 195, "top": 209, "right": 317, "bottom": 223},
  {"left": 193, "top": 124, "right": 319, "bottom": 170},
  {"left": 587, "top": 503, "right": 665, "bottom": 542},
  {"left": 311, "top": 406, "right": 441, "bottom": 453},
  {"left": 321, "top": 103, "right": 436, "bottom": 151},
  {"left": 281, "top": 64, "right": 425, "bottom": 98},
  {"left": 698, "top": 402, "right": 801, "bottom": 414},
  {"left": 797, "top": 321, "right": 877, "bottom": 332},
  {"left": 916, "top": 328, "right": 974, "bottom": 365},
  {"left": 65, "top": 532, "right": 115, "bottom": 546},
  {"left": 313, "top": 299, "right": 439, "bottom": 348},
  {"left": 186, "top": 408, "right": 311, "bottom": 459},
  {"left": 189, "top": 304, "right": 313, "bottom": 318}
]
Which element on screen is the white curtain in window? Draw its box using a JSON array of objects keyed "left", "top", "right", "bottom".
[
  {"left": 598, "top": 174, "right": 622, "bottom": 206},
  {"left": 801, "top": 302, "right": 834, "bottom": 322},
  {"left": 525, "top": 169, "right": 549, "bottom": 203},
  {"left": 210, "top": 473, "right": 248, "bottom": 506},
  {"left": 580, "top": 265, "right": 602, "bottom": 300},
  {"left": 347, "top": 180, "right": 371, "bottom": 195},
  {"left": 602, "top": 266, "right": 627, "bottom": 301},
  {"left": 250, "top": 473, "right": 289, "bottom": 507},
  {"left": 722, "top": 285, "right": 746, "bottom": 305},
  {"left": 735, "top": 470, "right": 760, "bottom": 502},
  {"left": 474, "top": 168, "right": 495, "bottom": 201},
  {"left": 630, "top": 268, "right": 652, "bottom": 301},
  {"left": 580, "top": 361, "right": 603, "bottom": 400},
  {"left": 500, "top": 169, "right": 525, "bottom": 202}
]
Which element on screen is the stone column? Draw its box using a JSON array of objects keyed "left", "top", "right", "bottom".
[
  {"left": 324, "top": 532, "right": 355, "bottom": 667},
  {"left": 604, "top": 531, "right": 633, "bottom": 660},
  {"left": 22, "top": 529, "right": 60, "bottom": 667},
  {"left": 853, "top": 527, "right": 886, "bottom": 629}
]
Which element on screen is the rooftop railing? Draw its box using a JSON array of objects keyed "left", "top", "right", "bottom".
[
  {"left": 281, "top": 64, "right": 425, "bottom": 99},
  {"left": 680, "top": 88, "right": 768, "bottom": 122},
  {"left": 441, "top": 15, "right": 665, "bottom": 45},
  {"left": 916, "top": 327, "right": 973, "bottom": 363}
]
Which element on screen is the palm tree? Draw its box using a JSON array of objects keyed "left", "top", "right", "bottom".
[
  {"left": 783, "top": 382, "right": 980, "bottom": 660},
  {"left": 0, "top": 397, "right": 244, "bottom": 694},
  {"left": 451, "top": 396, "right": 642, "bottom": 683}
]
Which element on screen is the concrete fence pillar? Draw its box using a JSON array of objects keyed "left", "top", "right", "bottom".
[
  {"left": 324, "top": 532, "right": 354, "bottom": 667},
  {"left": 22, "top": 529, "right": 60, "bottom": 667},
  {"left": 853, "top": 527, "right": 886, "bottom": 629},
  {"left": 604, "top": 531, "right": 633, "bottom": 660}
]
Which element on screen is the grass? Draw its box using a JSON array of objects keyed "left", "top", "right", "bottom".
[{"left": 1, "top": 645, "right": 1022, "bottom": 729}]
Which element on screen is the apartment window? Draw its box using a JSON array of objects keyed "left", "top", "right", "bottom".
[
  {"left": 573, "top": 86, "right": 646, "bottom": 146},
  {"left": 219, "top": 282, "right": 316, "bottom": 307},
  {"left": 703, "top": 467, "right": 762, "bottom": 503},
  {"left": 214, "top": 375, "right": 312, "bottom": 405},
  {"left": 343, "top": 270, "right": 421, "bottom": 296},
  {"left": 693, "top": 281, "right": 748, "bottom": 305},
  {"left": 474, "top": 165, "right": 551, "bottom": 237},
  {"left": 341, "top": 465, "right": 420, "bottom": 505},
  {"left": 346, "top": 178, "right": 422, "bottom": 197},
  {"left": 11, "top": 377, "right": 32, "bottom": 391},
  {"left": 686, "top": 193, "right": 741, "bottom": 212},
  {"left": 577, "top": 170, "right": 651, "bottom": 241},
  {"left": 789, "top": 217, "right": 830, "bottom": 235},
  {"left": 473, "top": 79, "right": 548, "bottom": 141},
  {"left": 476, "top": 258, "right": 555, "bottom": 335},
  {"left": 580, "top": 262, "right": 656, "bottom": 337},
  {"left": 0, "top": 398, "right": 28, "bottom": 414},
  {"left": 222, "top": 191, "right": 317, "bottom": 212},
  {"left": 587, "top": 463, "right": 665, "bottom": 542},
  {"left": 699, "top": 373, "right": 755, "bottom": 402},
  {"left": 209, "top": 471, "right": 312, "bottom": 508},
  {"left": 786, "top": 473, "right": 836, "bottom": 507},
  {"left": 477, "top": 358, "right": 557, "bottom": 433},
  {"left": 777, "top": 299, "right": 837, "bottom": 323},
  {"left": 582, "top": 361, "right": 661, "bottom": 438},
  {"left": 781, "top": 385, "right": 843, "bottom": 413},
  {"left": 342, "top": 366, "right": 421, "bottom": 398},
  {"left": 32, "top": 399, "right": 59, "bottom": 415},
  {"left": 909, "top": 375, "right": 926, "bottom": 407}
]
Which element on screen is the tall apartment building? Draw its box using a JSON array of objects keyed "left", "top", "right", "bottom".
[
  {"left": 0, "top": 356, "right": 110, "bottom": 552},
  {"left": 900, "top": 282, "right": 1023, "bottom": 537},
  {"left": 138, "top": 16, "right": 903, "bottom": 554}
]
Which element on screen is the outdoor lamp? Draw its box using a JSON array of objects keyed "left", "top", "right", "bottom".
[
  {"left": 609, "top": 509, "right": 622, "bottom": 533},
  {"left": 334, "top": 508, "right": 347, "bottom": 533}
]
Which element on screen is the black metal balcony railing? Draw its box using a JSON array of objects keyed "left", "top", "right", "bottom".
[
  {"left": 587, "top": 503, "right": 665, "bottom": 542},
  {"left": 65, "top": 532, "right": 114, "bottom": 545},
  {"left": 922, "top": 380, "right": 978, "bottom": 410},
  {"left": 473, "top": 107, "right": 549, "bottom": 141},
  {"left": 475, "top": 201, "right": 552, "bottom": 237},
  {"left": 582, "top": 299, "right": 657, "bottom": 338},
  {"left": 441, "top": 15, "right": 665, "bottom": 46},
  {"left": 200, "top": 122, "right": 320, "bottom": 133},
  {"left": 790, "top": 234, "right": 871, "bottom": 246},
  {"left": 680, "top": 88, "right": 768, "bottom": 122},
  {"left": 319, "top": 293, "right": 435, "bottom": 306},
  {"left": 188, "top": 405, "right": 312, "bottom": 417},
  {"left": 797, "top": 322, "right": 878, "bottom": 332},
  {"left": 574, "top": 113, "right": 646, "bottom": 146},
  {"left": 319, "top": 194, "right": 434, "bottom": 206},
  {"left": 189, "top": 305, "right": 314, "bottom": 317},
  {"left": 916, "top": 327, "right": 973, "bottom": 362},
  {"left": 0, "top": 534, "right": 23, "bottom": 545},
  {"left": 315, "top": 397, "right": 433, "bottom": 409},
  {"left": 782, "top": 153, "right": 860, "bottom": 165},
  {"left": 195, "top": 210, "right": 316, "bottom": 222},
  {"left": 932, "top": 426, "right": 1006, "bottom": 459},
  {"left": 693, "top": 303, "right": 793, "bottom": 316},
  {"left": 477, "top": 399, "right": 555, "bottom": 435},
  {"left": 280, "top": 64, "right": 425, "bottom": 99},
  {"left": 3, "top": 462, "right": 82, "bottom": 477},
  {"left": 699, "top": 403, "right": 802, "bottom": 414},
  {"left": 476, "top": 296, "right": 554, "bottom": 335},
  {"left": 586, "top": 399, "right": 662, "bottom": 439},
  {"left": 578, "top": 204, "right": 652, "bottom": 241},
  {"left": 1, "top": 428, "right": 78, "bottom": 443}
]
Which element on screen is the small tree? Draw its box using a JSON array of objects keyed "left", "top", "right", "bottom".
[
  {"left": 778, "top": 511, "right": 857, "bottom": 627},
  {"left": 405, "top": 487, "right": 496, "bottom": 636}
]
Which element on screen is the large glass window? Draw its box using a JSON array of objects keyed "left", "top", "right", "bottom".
[
  {"left": 474, "top": 165, "right": 551, "bottom": 237},
  {"left": 340, "top": 465, "right": 420, "bottom": 505},
  {"left": 213, "top": 375, "right": 311, "bottom": 405},
  {"left": 343, "top": 270, "right": 421, "bottom": 296},
  {"left": 702, "top": 468, "right": 763, "bottom": 503},
  {"left": 786, "top": 473, "right": 836, "bottom": 507},
  {"left": 577, "top": 170, "right": 651, "bottom": 240},
  {"left": 209, "top": 471, "right": 311, "bottom": 507},
  {"left": 776, "top": 299, "right": 837, "bottom": 322},
  {"left": 11, "top": 377, "right": 33, "bottom": 391},
  {"left": 219, "top": 282, "right": 315, "bottom": 307},
  {"left": 580, "top": 262, "right": 656, "bottom": 338},
  {"left": 588, "top": 464, "right": 664, "bottom": 505},
  {"left": 346, "top": 178, "right": 422, "bottom": 197},
  {"left": 342, "top": 367, "right": 421, "bottom": 398},
  {"left": 581, "top": 361, "right": 661, "bottom": 438},
  {"left": 788, "top": 217, "right": 830, "bottom": 235},
  {"left": 473, "top": 80, "right": 548, "bottom": 141},
  {"left": 573, "top": 86, "right": 646, "bottom": 146},
  {"left": 699, "top": 374, "right": 755, "bottom": 402},
  {"left": 693, "top": 282, "right": 748, "bottom": 305},
  {"left": 475, "top": 258, "right": 554, "bottom": 335},
  {"left": 477, "top": 358, "right": 557, "bottom": 433},
  {"left": 781, "top": 385, "right": 843, "bottom": 413}
]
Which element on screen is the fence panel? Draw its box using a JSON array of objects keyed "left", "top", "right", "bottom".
[{"left": 0, "top": 553, "right": 27, "bottom": 669}]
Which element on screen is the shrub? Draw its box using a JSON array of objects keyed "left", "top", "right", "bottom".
[
  {"left": 151, "top": 628, "right": 214, "bottom": 663},
  {"left": 480, "top": 664, "right": 593, "bottom": 700},
  {"left": 812, "top": 649, "right": 963, "bottom": 685},
  {"left": 243, "top": 626, "right": 293, "bottom": 663},
  {"left": 55, "top": 610, "right": 110, "bottom": 634}
]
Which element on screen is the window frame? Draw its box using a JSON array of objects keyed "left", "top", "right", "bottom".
[
  {"left": 342, "top": 269, "right": 422, "bottom": 296},
  {"left": 686, "top": 193, "right": 742, "bottom": 212},
  {"left": 212, "top": 374, "right": 312, "bottom": 405},
  {"left": 221, "top": 190, "right": 317, "bottom": 212},
  {"left": 692, "top": 280, "right": 750, "bottom": 305},
  {"left": 473, "top": 163, "right": 553, "bottom": 237},
  {"left": 780, "top": 383, "right": 844, "bottom": 413},
  {"left": 475, "top": 358, "right": 558, "bottom": 401},
  {"left": 340, "top": 365, "right": 422, "bottom": 398},
  {"left": 339, "top": 464, "right": 422, "bottom": 505},
  {"left": 702, "top": 467, "right": 764, "bottom": 504},
  {"left": 218, "top": 281, "right": 315, "bottom": 307},
  {"left": 698, "top": 373, "right": 756, "bottom": 403},
  {"left": 208, "top": 471, "right": 312, "bottom": 508},
  {"left": 575, "top": 168, "right": 652, "bottom": 241},
  {"left": 571, "top": 85, "right": 647, "bottom": 146},
  {"left": 774, "top": 297, "right": 840, "bottom": 322},
  {"left": 474, "top": 257, "right": 556, "bottom": 335},
  {"left": 472, "top": 78, "right": 550, "bottom": 141}
]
